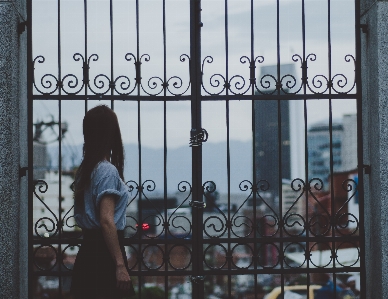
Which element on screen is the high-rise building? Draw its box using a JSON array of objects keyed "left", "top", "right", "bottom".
[
  {"left": 254, "top": 64, "right": 304, "bottom": 200},
  {"left": 307, "top": 121, "right": 343, "bottom": 189},
  {"left": 307, "top": 114, "right": 357, "bottom": 190},
  {"left": 254, "top": 97, "right": 290, "bottom": 197},
  {"left": 341, "top": 114, "right": 358, "bottom": 171}
]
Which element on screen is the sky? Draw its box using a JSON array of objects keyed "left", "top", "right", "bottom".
[{"left": 32, "top": 0, "right": 358, "bottom": 150}]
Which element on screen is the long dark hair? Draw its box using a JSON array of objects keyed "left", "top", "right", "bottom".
[{"left": 74, "top": 105, "right": 124, "bottom": 206}]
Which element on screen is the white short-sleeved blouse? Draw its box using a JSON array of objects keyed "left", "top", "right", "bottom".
[{"left": 74, "top": 161, "right": 129, "bottom": 230}]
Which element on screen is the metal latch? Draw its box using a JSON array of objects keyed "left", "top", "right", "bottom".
[
  {"left": 190, "top": 128, "right": 208, "bottom": 147},
  {"left": 189, "top": 201, "right": 206, "bottom": 209}
]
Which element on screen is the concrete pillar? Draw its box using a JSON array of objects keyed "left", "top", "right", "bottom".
[
  {"left": 361, "top": 0, "right": 388, "bottom": 298},
  {"left": 0, "top": 0, "right": 28, "bottom": 298}
]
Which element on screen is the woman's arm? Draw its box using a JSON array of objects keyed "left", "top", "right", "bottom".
[{"left": 99, "top": 195, "right": 131, "bottom": 290}]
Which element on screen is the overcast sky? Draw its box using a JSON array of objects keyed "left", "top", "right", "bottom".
[{"left": 32, "top": 0, "right": 357, "bottom": 150}]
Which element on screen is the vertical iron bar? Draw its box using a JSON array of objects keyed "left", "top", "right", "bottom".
[
  {"left": 27, "top": 0, "right": 33, "bottom": 297},
  {"left": 276, "top": 0, "right": 281, "bottom": 84},
  {"left": 250, "top": 0, "right": 258, "bottom": 297},
  {"left": 58, "top": 0, "right": 62, "bottom": 92},
  {"left": 226, "top": 101, "right": 231, "bottom": 297},
  {"left": 276, "top": 0, "right": 284, "bottom": 295},
  {"left": 136, "top": 0, "right": 140, "bottom": 98},
  {"left": 135, "top": 0, "right": 142, "bottom": 296},
  {"left": 328, "top": 105, "right": 337, "bottom": 296},
  {"left": 58, "top": 100, "right": 63, "bottom": 298},
  {"left": 303, "top": 101, "right": 310, "bottom": 294},
  {"left": 250, "top": 0, "right": 254, "bottom": 96},
  {"left": 110, "top": 0, "right": 114, "bottom": 109},
  {"left": 327, "top": 0, "right": 338, "bottom": 296},
  {"left": 355, "top": 0, "right": 366, "bottom": 297},
  {"left": 301, "top": 0, "right": 311, "bottom": 294},
  {"left": 252, "top": 102, "right": 258, "bottom": 299},
  {"left": 84, "top": 0, "right": 88, "bottom": 112},
  {"left": 224, "top": 0, "right": 229, "bottom": 87},
  {"left": 224, "top": 0, "right": 232, "bottom": 297},
  {"left": 190, "top": 0, "right": 203, "bottom": 298},
  {"left": 162, "top": 0, "right": 169, "bottom": 297},
  {"left": 277, "top": 97, "right": 284, "bottom": 295},
  {"left": 57, "top": 0, "right": 63, "bottom": 296}
]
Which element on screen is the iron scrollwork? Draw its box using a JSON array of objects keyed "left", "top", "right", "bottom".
[
  {"left": 254, "top": 180, "right": 280, "bottom": 238},
  {"left": 202, "top": 181, "right": 228, "bottom": 239},
  {"left": 167, "top": 181, "right": 193, "bottom": 239},
  {"left": 201, "top": 53, "right": 356, "bottom": 96},
  {"left": 123, "top": 179, "right": 193, "bottom": 239},
  {"left": 33, "top": 52, "right": 191, "bottom": 96},
  {"left": 230, "top": 180, "right": 256, "bottom": 238},
  {"left": 334, "top": 179, "right": 359, "bottom": 236},
  {"left": 33, "top": 180, "right": 59, "bottom": 239}
]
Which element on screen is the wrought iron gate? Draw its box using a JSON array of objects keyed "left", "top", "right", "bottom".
[{"left": 28, "top": 0, "right": 365, "bottom": 298}]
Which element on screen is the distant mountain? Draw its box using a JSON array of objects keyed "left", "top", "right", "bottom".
[{"left": 47, "top": 140, "right": 253, "bottom": 194}]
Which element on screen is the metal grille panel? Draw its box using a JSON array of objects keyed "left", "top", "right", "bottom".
[{"left": 28, "top": 0, "right": 365, "bottom": 298}]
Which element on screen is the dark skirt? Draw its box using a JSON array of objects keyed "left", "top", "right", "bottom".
[{"left": 70, "top": 229, "right": 130, "bottom": 299}]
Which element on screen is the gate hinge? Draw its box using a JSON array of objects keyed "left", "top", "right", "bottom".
[
  {"left": 19, "top": 166, "right": 28, "bottom": 178},
  {"left": 360, "top": 24, "right": 368, "bottom": 34},
  {"left": 18, "top": 21, "right": 27, "bottom": 35},
  {"left": 190, "top": 275, "right": 205, "bottom": 284},
  {"left": 189, "top": 201, "right": 206, "bottom": 209},
  {"left": 361, "top": 164, "right": 371, "bottom": 175},
  {"left": 190, "top": 128, "right": 208, "bottom": 147}
]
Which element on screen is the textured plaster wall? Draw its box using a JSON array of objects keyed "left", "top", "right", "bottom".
[
  {"left": 0, "top": 0, "right": 28, "bottom": 298},
  {"left": 361, "top": 1, "right": 388, "bottom": 298},
  {"left": 18, "top": 1, "right": 28, "bottom": 298},
  {"left": 361, "top": 0, "right": 388, "bottom": 15}
]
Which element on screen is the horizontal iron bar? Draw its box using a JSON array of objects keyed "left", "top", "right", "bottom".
[
  {"left": 33, "top": 267, "right": 361, "bottom": 277},
  {"left": 32, "top": 237, "right": 195, "bottom": 246},
  {"left": 200, "top": 93, "right": 357, "bottom": 101},
  {"left": 33, "top": 269, "right": 194, "bottom": 277},
  {"left": 33, "top": 235, "right": 360, "bottom": 246},
  {"left": 200, "top": 236, "right": 361, "bottom": 244},
  {"left": 202, "top": 267, "right": 362, "bottom": 275},
  {"left": 32, "top": 93, "right": 357, "bottom": 101},
  {"left": 32, "top": 94, "right": 191, "bottom": 101}
]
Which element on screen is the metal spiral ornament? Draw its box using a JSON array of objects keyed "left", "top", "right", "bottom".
[
  {"left": 138, "top": 180, "right": 164, "bottom": 239},
  {"left": 167, "top": 181, "right": 192, "bottom": 239},
  {"left": 334, "top": 179, "right": 359, "bottom": 236},
  {"left": 34, "top": 180, "right": 59, "bottom": 239},
  {"left": 230, "top": 180, "right": 255, "bottom": 238},
  {"left": 202, "top": 181, "right": 228, "bottom": 238}
]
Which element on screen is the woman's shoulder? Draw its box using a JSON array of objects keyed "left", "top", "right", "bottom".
[{"left": 93, "top": 160, "right": 120, "bottom": 180}]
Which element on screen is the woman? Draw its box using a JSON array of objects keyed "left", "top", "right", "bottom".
[{"left": 71, "top": 105, "right": 134, "bottom": 299}]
